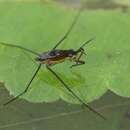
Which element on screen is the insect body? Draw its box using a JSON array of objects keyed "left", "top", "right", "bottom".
[
  {"left": 0, "top": 7, "right": 106, "bottom": 120},
  {"left": 36, "top": 48, "right": 85, "bottom": 67},
  {"left": 36, "top": 49, "right": 76, "bottom": 64}
]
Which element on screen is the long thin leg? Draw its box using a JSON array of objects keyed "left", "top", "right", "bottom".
[
  {"left": 52, "top": 7, "right": 82, "bottom": 50},
  {"left": 46, "top": 65, "right": 106, "bottom": 120},
  {"left": 3, "top": 64, "right": 42, "bottom": 106},
  {"left": 0, "top": 42, "right": 40, "bottom": 56}
]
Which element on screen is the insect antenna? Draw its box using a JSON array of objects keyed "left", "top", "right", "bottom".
[
  {"left": 46, "top": 65, "right": 106, "bottom": 120},
  {"left": 52, "top": 5, "right": 83, "bottom": 50},
  {"left": 79, "top": 37, "right": 95, "bottom": 49},
  {"left": 0, "top": 42, "right": 40, "bottom": 56}
]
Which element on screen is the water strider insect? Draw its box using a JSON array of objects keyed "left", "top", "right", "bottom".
[{"left": 0, "top": 7, "right": 105, "bottom": 120}]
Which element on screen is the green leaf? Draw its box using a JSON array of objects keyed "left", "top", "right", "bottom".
[{"left": 0, "top": 2, "right": 130, "bottom": 104}]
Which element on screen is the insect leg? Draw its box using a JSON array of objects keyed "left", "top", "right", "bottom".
[
  {"left": 71, "top": 49, "right": 85, "bottom": 68},
  {"left": 70, "top": 60, "right": 85, "bottom": 68},
  {"left": 46, "top": 65, "right": 106, "bottom": 120},
  {"left": 0, "top": 42, "right": 40, "bottom": 56},
  {"left": 3, "top": 64, "right": 42, "bottom": 106},
  {"left": 71, "top": 37, "right": 95, "bottom": 68},
  {"left": 52, "top": 7, "right": 82, "bottom": 50}
]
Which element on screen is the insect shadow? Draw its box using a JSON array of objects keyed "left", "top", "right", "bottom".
[{"left": 0, "top": 7, "right": 106, "bottom": 120}]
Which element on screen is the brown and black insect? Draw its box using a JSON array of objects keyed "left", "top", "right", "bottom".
[{"left": 0, "top": 8, "right": 105, "bottom": 120}]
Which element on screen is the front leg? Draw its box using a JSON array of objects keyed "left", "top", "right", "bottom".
[
  {"left": 70, "top": 48, "right": 86, "bottom": 68},
  {"left": 70, "top": 60, "right": 85, "bottom": 68}
]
